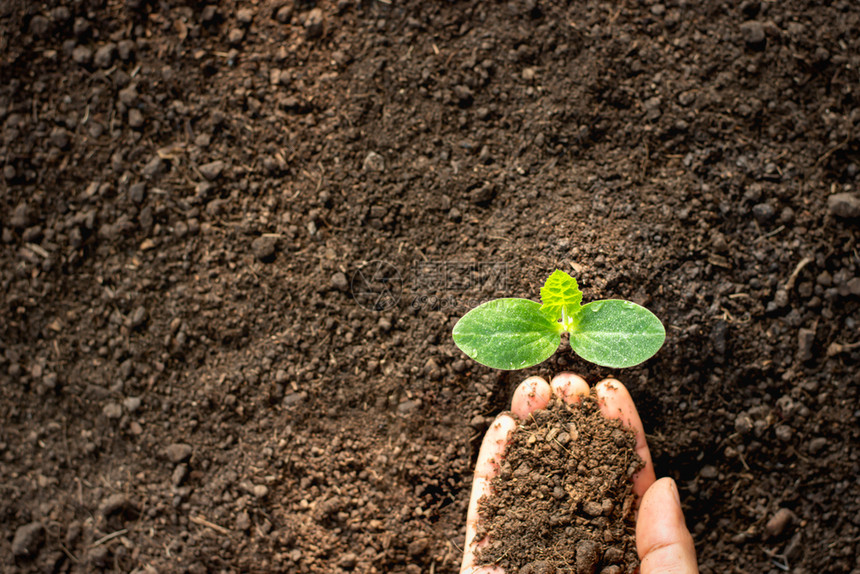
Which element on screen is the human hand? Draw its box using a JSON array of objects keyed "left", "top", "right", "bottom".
[{"left": 460, "top": 373, "right": 698, "bottom": 574}]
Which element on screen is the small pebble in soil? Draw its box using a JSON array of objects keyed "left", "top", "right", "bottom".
[
  {"left": 172, "top": 464, "right": 189, "bottom": 487},
  {"left": 128, "top": 108, "right": 144, "bottom": 129},
  {"left": 774, "top": 424, "right": 793, "bottom": 442},
  {"left": 72, "top": 45, "right": 93, "bottom": 65},
  {"left": 740, "top": 21, "right": 766, "bottom": 50},
  {"left": 129, "top": 182, "right": 146, "bottom": 204},
  {"left": 453, "top": 84, "right": 474, "bottom": 106},
  {"left": 123, "top": 396, "right": 141, "bottom": 413},
  {"left": 237, "top": 8, "right": 254, "bottom": 25},
  {"left": 129, "top": 306, "right": 147, "bottom": 329},
  {"left": 201, "top": 5, "right": 218, "bottom": 24},
  {"left": 200, "top": 160, "right": 225, "bottom": 180},
  {"left": 331, "top": 271, "right": 349, "bottom": 292},
  {"left": 29, "top": 15, "right": 51, "bottom": 37},
  {"left": 807, "top": 436, "right": 828, "bottom": 455},
  {"left": 469, "top": 183, "right": 495, "bottom": 205},
  {"left": 521, "top": 560, "right": 553, "bottom": 574},
  {"left": 699, "top": 465, "right": 718, "bottom": 479},
  {"left": 94, "top": 43, "right": 115, "bottom": 68},
  {"left": 119, "top": 85, "right": 138, "bottom": 105},
  {"left": 11, "top": 203, "right": 34, "bottom": 228},
  {"left": 276, "top": 5, "right": 294, "bottom": 23},
  {"left": 764, "top": 508, "right": 796, "bottom": 539},
  {"left": 797, "top": 328, "right": 816, "bottom": 362},
  {"left": 339, "top": 552, "right": 358, "bottom": 568},
  {"left": 165, "top": 442, "right": 193, "bottom": 464},
  {"left": 103, "top": 402, "right": 122, "bottom": 419},
  {"left": 12, "top": 521, "right": 45, "bottom": 559},
  {"left": 827, "top": 192, "right": 860, "bottom": 218},
  {"left": 88, "top": 546, "right": 110, "bottom": 567},
  {"left": 363, "top": 151, "right": 385, "bottom": 172},
  {"left": 99, "top": 493, "right": 139, "bottom": 519},
  {"left": 767, "top": 289, "right": 789, "bottom": 313},
  {"left": 118, "top": 40, "right": 135, "bottom": 61},
  {"left": 575, "top": 539, "right": 600, "bottom": 574},
  {"left": 142, "top": 156, "right": 166, "bottom": 179},
  {"left": 236, "top": 511, "right": 251, "bottom": 530},
  {"left": 752, "top": 202, "right": 775, "bottom": 223},
  {"left": 228, "top": 28, "right": 245, "bottom": 45},
  {"left": 252, "top": 235, "right": 278, "bottom": 262},
  {"left": 397, "top": 398, "right": 422, "bottom": 415},
  {"left": 304, "top": 8, "right": 325, "bottom": 39}
]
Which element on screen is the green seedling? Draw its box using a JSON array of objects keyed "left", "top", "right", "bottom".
[{"left": 452, "top": 270, "right": 665, "bottom": 370}]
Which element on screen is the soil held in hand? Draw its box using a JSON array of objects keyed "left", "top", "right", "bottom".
[{"left": 476, "top": 395, "right": 643, "bottom": 574}]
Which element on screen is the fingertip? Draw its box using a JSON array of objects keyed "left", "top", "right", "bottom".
[
  {"left": 637, "top": 478, "right": 698, "bottom": 573},
  {"left": 463, "top": 415, "right": 518, "bottom": 573},
  {"left": 550, "top": 372, "right": 590, "bottom": 404},
  {"left": 595, "top": 378, "right": 656, "bottom": 498},
  {"left": 594, "top": 378, "right": 640, "bottom": 434},
  {"left": 511, "top": 376, "right": 551, "bottom": 419},
  {"left": 461, "top": 563, "right": 506, "bottom": 574},
  {"left": 473, "top": 414, "right": 517, "bottom": 479}
]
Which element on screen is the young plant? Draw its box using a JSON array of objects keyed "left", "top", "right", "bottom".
[{"left": 452, "top": 270, "right": 665, "bottom": 370}]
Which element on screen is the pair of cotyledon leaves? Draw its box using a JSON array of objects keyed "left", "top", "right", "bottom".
[{"left": 452, "top": 270, "right": 666, "bottom": 370}]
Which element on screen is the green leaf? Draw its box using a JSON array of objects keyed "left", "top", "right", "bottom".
[
  {"left": 540, "top": 269, "right": 583, "bottom": 319},
  {"left": 453, "top": 298, "right": 563, "bottom": 370},
  {"left": 568, "top": 300, "right": 666, "bottom": 369}
]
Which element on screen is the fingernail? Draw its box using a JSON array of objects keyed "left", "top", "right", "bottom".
[{"left": 668, "top": 478, "right": 681, "bottom": 505}]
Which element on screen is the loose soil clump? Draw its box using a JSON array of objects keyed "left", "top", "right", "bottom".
[{"left": 476, "top": 396, "right": 642, "bottom": 574}]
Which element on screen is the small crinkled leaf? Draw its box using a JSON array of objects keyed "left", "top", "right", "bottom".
[
  {"left": 568, "top": 300, "right": 666, "bottom": 368},
  {"left": 453, "top": 298, "right": 562, "bottom": 370},
  {"left": 540, "top": 269, "right": 583, "bottom": 319}
]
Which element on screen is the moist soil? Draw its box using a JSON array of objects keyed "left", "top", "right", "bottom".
[
  {"left": 1, "top": 1, "right": 859, "bottom": 573},
  {"left": 475, "top": 396, "right": 643, "bottom": 574}
]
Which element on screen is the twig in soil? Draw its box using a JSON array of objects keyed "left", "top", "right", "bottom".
[
  {"left": 190, "top": 515, "right": 231, "bottom": 535},
  {"left": 755, "top": 225, "right": 785, "bottom": 242},
  {"left": 552, "top": 437, "right": 572, "bottom": 455},
  {"left": 827, "top": 340, "right": 860, "bottom": 356},
  {"left": 783, "top": 256, "right": 813, "bottom": 291},
  {"left": 447, "top": 536, "right": 463, "bottom": 554},
  {"left": 761, "top": 546, "right": 790, "bottom": 571},
  {"left": 814, "top": 137, "right": 850, "bottom": 168},
  {"left": 90, "top": 529, "right": 128, "bottom": 548},
  {"left": 736, "top": 450, "right": 750, "bottom": 472},
  {"left": 718, "top": 307, "right": 750, "bottom": 325},
  {"left": 59, "top": 542, "right": 80, "bottom": 563},
  {"left": 24, "top": 242, "right": 50, "bottom": 258}
]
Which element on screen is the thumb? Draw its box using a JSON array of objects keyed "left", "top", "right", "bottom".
[{"left": 636, "top": 477, "right": 699, "bottom": 574}]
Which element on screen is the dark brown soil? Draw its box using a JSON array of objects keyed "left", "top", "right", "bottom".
[
  {"left": 475, "top": 396, "right": 642, "bottom": 574},
  {"left": 1, "top": 0, "right": 859, "bottom": 573}
]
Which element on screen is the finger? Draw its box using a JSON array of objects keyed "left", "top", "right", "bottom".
[
  {"left": 550, "top": 372, "right": 590, "bottom": 404},
  {"left": 461, "top": 414, "right": 516, "bottom": 574},
  {"left": 637, "top": 478, "right": 699, "bottom": 573},
  {"left": 510, "top": 376, "right": 551, "bottom": 420},
  {"left": 595, "top": 379, "right": 656, "bottom": 499}
]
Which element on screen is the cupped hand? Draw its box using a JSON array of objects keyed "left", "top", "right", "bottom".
[{"left": 460, "top": 373, "right": 698, "bottom": 574}]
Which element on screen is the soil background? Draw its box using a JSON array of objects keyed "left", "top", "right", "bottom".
[{"left": 1, "top": 1, "right": 859, "bottom": 573}]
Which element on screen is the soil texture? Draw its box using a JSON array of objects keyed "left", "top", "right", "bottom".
[
  {"left": 1, "top": 0, "right": 859, "bottom": 573},
  {"left": 475, "top": 396, "right": 642, "bottom": 574}
]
